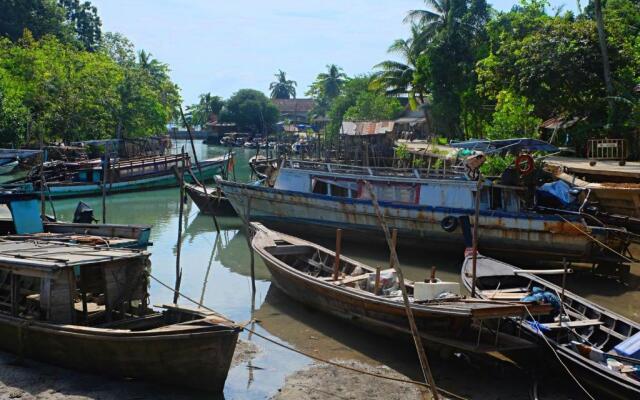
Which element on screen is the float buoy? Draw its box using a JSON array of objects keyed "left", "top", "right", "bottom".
[{"left": 515, "top": 154, "right": 535, "bottom": 176}]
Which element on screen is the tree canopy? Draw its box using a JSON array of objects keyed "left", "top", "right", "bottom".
[
  {"left": 219, "top": 89, "right": 279, "bottom": 134},
  {"left": 269, "top": 70, "right": 297, "bottom": 99},
  {"left": 0, "top": 1, "right": 180, "bottom": 147}
]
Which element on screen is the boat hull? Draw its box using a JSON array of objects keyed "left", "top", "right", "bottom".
[
  {"left": 42, "top": 160, "right": 227, "bottom": 199},
  {"left": 461, "top": 256, "right": 640, "bottom": 400},
  {"left": 0, "top": 313, "right": 239, "bottom": 393},
  {"left": 221, "top": 181, "right": 610, "bottom": 263},
  {"left": 184, "top": 184, "right": 236, "bottom": 216}
]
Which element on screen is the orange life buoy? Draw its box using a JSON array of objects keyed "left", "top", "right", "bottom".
[{"left": 515, "top": 154, "right": 535, "bottom": 176}]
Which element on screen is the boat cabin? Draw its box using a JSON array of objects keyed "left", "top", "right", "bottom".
[
  {"left": 274, "top": 160, "right": 524, "bottom": 213},
  {"left": 73, "top": 154, "right": 191, "bottom": 184},
  {"left": 0, "top": 190, "right": 149, "bottom": 248},
  {"left": 0, "top": 241, "right": 149, "bottom": 325}
]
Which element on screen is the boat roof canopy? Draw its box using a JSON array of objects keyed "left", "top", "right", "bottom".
[
  {"left": 449, "top": 138, "right": 558, "bottom": 154},
  {"left": 0, "top": 241, "right": 147, "bottom": 276}
]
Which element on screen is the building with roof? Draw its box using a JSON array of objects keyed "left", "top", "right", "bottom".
[{"left": 272, "top": 98, "right": 315, "bottom": 123}]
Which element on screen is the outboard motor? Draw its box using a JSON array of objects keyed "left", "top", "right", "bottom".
[{"left": 73, "top": 201, "right": 96, "bottom": 223}]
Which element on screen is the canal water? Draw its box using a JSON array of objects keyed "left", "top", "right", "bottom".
[{"left": 40, "top": 140, "right": 640, "bottom": 399}]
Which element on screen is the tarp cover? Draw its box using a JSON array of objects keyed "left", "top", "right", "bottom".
[
  {"left": 449, "top": 138, "right": 558, "bottom": 154},
  {"left": 536, "top": 180, "right": 575, "bottom": 206}
]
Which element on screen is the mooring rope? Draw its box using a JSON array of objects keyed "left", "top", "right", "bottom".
[
  {"left": 555, "top": 213, "right": 635, "bottom": 263},
  {"left": 148, "top": 273, "right": 468, "bottom": 400}
]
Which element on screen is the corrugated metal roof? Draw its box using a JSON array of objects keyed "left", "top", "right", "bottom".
[{"left": 340, "top": 121, "right": 395, "bottom": 135}]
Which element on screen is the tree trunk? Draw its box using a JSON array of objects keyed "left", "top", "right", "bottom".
[{"left": 593, "top": 0, "right": 615, "bottom": 119}]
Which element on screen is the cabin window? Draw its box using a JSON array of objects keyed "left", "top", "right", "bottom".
[
  {"left": 312, "top": 177, "right": 358, "bottom": 198},
  {"left": 312, "top": 179, "right": 328, "bottom": 195},
  {"left": 490, "top": 188, "right": 503, "bottom": 210}
]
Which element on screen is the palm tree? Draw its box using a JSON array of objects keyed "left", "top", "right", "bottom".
[
  {"left": 592, "top": 0, "right": 615, "bottom": 117},
  {"left": 315, "top": 64, "right": 348, "bottom": 100},
  {"left": 187, "top": 93, "right": 224, "bottom": 127},
  {"left": 269, "top": 70, "right": 297, "bottom": 99},
  {"left": 137, "top": 50, "right": 168, "bottom": 82},
  {"left": 371, "top": 24, "right": 428, "bottom": 102},
  {"left": 404, "top": 0, "right": 450, "bottom": 42}
]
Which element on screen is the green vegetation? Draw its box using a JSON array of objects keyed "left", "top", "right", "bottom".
[
  {"left": 364, "top": 0, "right": 640, "bottom": 155},
  {"left": 269, "top": 70, "right": 297, "bottom": 99},
  {"left": 186, "top": 93, "right": 224, "bottom": 127},
  {"left": 0, "top": 1, "right": 179, "bottom": 146},
  {"left": 480, "top": 154, "right": 516, "bottom": 176},
  {"left": 218, "top": 89, "right": 279, "bottom": 134}
]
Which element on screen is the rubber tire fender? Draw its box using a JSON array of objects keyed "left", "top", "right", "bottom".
[{"left": 441, "top": 216, "right": 458, "bottom": 233}]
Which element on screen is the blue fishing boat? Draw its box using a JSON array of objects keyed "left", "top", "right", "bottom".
[
  {"left": 18, "top": 153, "right": 231, "bottom": 199},
  {"left": 217, "top": 160, "right": 632, "bottom": 265},
  {"left": 0, "top": 188, "right": 151, "bottom": 248}
]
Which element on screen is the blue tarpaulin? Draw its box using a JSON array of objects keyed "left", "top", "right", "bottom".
[
  {"left": 536, "top": 180, "right": 575, "bottom": 207},
  {"left": 449, "top": 138, "right": 559, "bottom": 154}
]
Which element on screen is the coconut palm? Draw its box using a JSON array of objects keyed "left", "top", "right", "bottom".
[
  {"left": 269, "top": 70, "right": 297, "bottom": 99},
  {"left": 371, "top": 24, "right": 428, "bottom": 102},
  {"left": 308, "top": 64, "right": 348, "bottom": 100},
  {"left": 404, "top": 0, "right": 451, "bottom": 41},
  {"left": 187, "top": 93, "right": 224, "bottom": 127}
]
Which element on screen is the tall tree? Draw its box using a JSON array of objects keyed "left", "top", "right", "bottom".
[
  {"left": 372, "top": 24, "right": 428, "bottom": 103},
  {"left": 592, "top": 0, "right": 615, "bottom": 118},
  {"left": 307, "top": 64, "right": 347, "bottom": 101},
  {"left": 58, "top": 0, "right": 102, "bottom": 51},
  {"left": 269, "top": 70, "right": 297, "bottom": 99},
  {"left": 404, "top": 0, "right": 451, "bottom": 42},
  {"left": 187, "top": 93, "right": 224, "bottom": 127},
  {"left": 219, "top": 89, "right": 279, "bottom": 134}
]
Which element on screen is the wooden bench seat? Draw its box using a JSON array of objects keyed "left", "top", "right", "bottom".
[{"left": 541, "top": 319, "right": 604, "bottom": 329}]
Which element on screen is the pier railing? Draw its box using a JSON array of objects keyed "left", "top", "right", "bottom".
[{"left": 283, "top": 159, "right": 466, "bottom": 180}]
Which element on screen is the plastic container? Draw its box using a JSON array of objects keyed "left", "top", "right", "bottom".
[{"left": 414, "top": 281, "right": 460, "bottom": 301}]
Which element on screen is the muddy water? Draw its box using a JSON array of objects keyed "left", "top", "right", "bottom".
[{"left": 40, "top": 141, "right": 639, "bottom": 399}]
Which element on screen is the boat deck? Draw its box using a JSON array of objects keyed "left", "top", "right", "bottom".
[
  {"left": 0, "top": 240, "right": 147, "bottom": 271},
  {"left": 546, "top": 156, "right": 640, "bottom": 180}
]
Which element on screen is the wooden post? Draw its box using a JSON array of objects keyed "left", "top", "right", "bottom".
[
  {"left": 101, "top": 144, "right": 108, "bottom": 224},
  {"left": 10, "top": 273, "right": 19, "bottom": 317},
  {"left": 39, "top": 152, "right": 46, "bottom": 217},
  {"left": 173, "top": 151, "right": 185, "bottom": 304},
  {"left": 430, "top": 266, "right": 437, "bottom": 283},
  {"left": 246, "top": 196, "right": 256, "bottom": 293},
  {"left": 390, "top": 228, "right": 398, "bottom": 268},
  {"left": 332, "top": 228, "right": 343, "bottom": 281},
  {"left": 471, "top": 179, "right": 482, "bottom": 297},
  {"left": 365, "top": 181, "right": 439, "bottom": 400},
  {"left": 374, "top": 267, "right": 381, "bottom": 295},
  {"left": 179, "top": 105, "right": 221, "bottom": 234},
  {"left": 561, "top": 257, "right": 568, "bottom": 303}
]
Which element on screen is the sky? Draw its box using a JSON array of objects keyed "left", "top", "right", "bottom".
[{"left": 92, "top": 0, "right": 577, "bottom": 105}]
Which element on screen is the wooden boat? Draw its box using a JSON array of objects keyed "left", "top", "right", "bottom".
[
  {"left": 19, "top": 153, "right": 231, "bottom": 199},
  {"left": 218, "top": 160, "right": 633, "bottom": 265},
  {"left": 184, "top": 183, "right": 236, "bottom": 216},
  {"left": 0, "top": 191, "right": 151, "bottom": 248},
  {"left": 461, "top": 254, "right": 640, "bottom": 399},
  {"left": 251, "top": 223, "right": 551, "bottom": 353},
  {"left": 0, "top": 241, "right": 240, "bottom": 392}
]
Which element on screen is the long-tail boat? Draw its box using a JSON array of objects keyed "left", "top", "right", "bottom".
[
  {"left": 461, "top": 253, "right": 640, "bottom": 399},
  {"left": 218, "top": 159, "right": 633, "bottom": 266},
  {"left": 251, "top": 222, "right": 551, "bottom": 354},
  {"left": 17, "top": 153, "right": 231, "bottom": 199},
  {"left": 0, "top": 190, "right": 151, "bottom": 248},
  {"left": 0, "top": 241, "right": 240, "bottom": 392},
  {"left": 184, "top": 183, "right": 237, "bottom": 216}
]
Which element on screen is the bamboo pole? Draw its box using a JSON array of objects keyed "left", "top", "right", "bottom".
[
  {"left": 332, "top": 228, "right": 342, "bottom": 281},
  {"left": 244, "top": 196, "right": 256, "bottom": 293},
  {"left": 390, "top": 228, "right": 397, "bottom": 269},
  {"left": 364, "top": 181, "right": 439, "bottom": 400},
  {"left": 471, "top": 179, "right": 482, "bottom": 297},
  {"left": 374, "top": 267, "right": 381, "bottom": 295},
  {"left": 101, "top": 145, "right": 108, "bottom": 223},
  {"left": 179, "top": 105, "right": 221, "bottom": 234},
  {"left": 173, "top": 150, "right": 185, "bottom": 304}
]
